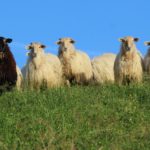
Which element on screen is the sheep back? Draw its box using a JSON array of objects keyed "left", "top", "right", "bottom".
[{"left": 92, "top": 53, "right": 116, "bottom": 84}]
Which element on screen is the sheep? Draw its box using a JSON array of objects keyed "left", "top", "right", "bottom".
[
  {"left": 22, "top": 42, "right": 63, "bottom": 89},
  {"left": 92, "top": 53, "right": 116, "bottom": 84},
  {"left": 114, "top": 36, "right": 143, "bottom": 85},
  {"left": 144, "top": 41, "right": 150, "bottom": 74},
  {"left": 57, "top": 37, "right": 93, "bottom": 85},
  {"left": 0, "top": 36, "right": 18, "bottom": 91},
  {"left": 16, "top": 66, "right": 23, "bottom": 90}
]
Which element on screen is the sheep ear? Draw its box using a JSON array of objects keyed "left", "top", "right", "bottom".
[
  {"left": 134, "top": 38, "right": 139, "bottom": 42},
  {"left": 40, "top": 44, "right": 46, "bottom": 48},
  {"left": 70, "top": 39, "right": 75, "bottom": 44},
  {"left": 144, "top": 41, "right": 150, "bottom": 46},
  {"left": 56, "top": 41, "right": 61, "bottom": 45},
  {"left": 26, "top": 45, "right": 32, "bottom": 50},
  {"left": 5, "top": 38, "right": 12, "bottom": 43},
  {"left": 118, "top": 38, "right": 125, "bottom": 42}
]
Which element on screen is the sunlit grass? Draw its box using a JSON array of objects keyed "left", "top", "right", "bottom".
[{"left": 0, "top": 83, "right": 149, "bottom": 150}]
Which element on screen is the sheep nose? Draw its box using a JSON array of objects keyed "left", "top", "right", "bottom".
[
  {"left": 64, "top": 47, "right": 67, "bottom": 51},
  {"left": 126, "top": 47, "right": 130, "bottom": 51},
  {"left": 32, "top": 53, "right": 37, "bottom": 57}
]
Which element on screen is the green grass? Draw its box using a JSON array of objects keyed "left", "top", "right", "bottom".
[{"left": 0, "top": 83, "right": 149, "bottom": 150}]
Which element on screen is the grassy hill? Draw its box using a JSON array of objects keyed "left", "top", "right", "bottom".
[{"left": 0, "top": 83, "right": 149, "bottom": 150}]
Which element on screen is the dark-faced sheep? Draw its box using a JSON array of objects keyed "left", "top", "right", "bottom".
[
  {"left": 0, "top": 37, "right": 18, "bottom": 91},
  {"left": 57, "top": 37, "right": 93, "bottom": 85},
  {"left": 114, "top": 36, "right": 143, "bottom": 85}
]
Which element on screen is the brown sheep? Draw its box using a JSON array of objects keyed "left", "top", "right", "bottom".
[{"left": 0, "top": 37, "right": 17, "bottom": 91}]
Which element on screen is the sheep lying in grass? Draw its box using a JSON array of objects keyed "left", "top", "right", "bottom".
[
  {"left": 92, "top": 53, "right": 116, "bottom": 84},
  {"left": 144, "top": 41, "right": 150, "bottom": 74},
  {"left": 22, "top": 42, "right": 63, "bottom": 89},
  {"left": 57, "top": 37, "right": 93, "bottom": 85},
  {"left": 114, "top": 36, "right": 143, "bottom": 85}
]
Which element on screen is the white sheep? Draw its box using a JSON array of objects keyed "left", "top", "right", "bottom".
[
  {"left": 92, "top": 53, "right": 116, "bottom": 84},
  {"left": 114, "top": 36, "right": 143, "bottom": 85},
  {"left": 22, "top": 42, "right": 64, "bottom": 89},
  {"left": 57, "top": 37, "right": 93, "bottom": 85},
  {"left": 16, "top": 66, "right": 23, "bottom": 90},
  {"left": 144, "top": 41, "right": 150, "bottom": 74}
]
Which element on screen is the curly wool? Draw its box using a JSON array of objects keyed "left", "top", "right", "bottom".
[
  {"left": 92, "top": 53, "right": 116, "bottom": 84},
  {"left": 114, "top": 37, "right": 143, "bottom": 85},
  {"left": 58, "top": 38, "right": 93, "bottom": 85},
  {"left": 16, "top": 66, "right": 23, "bottom": 90},
  {"left": 22, "top": 43, "right": 63, "bottom": 89},
  {"left": 144, "top": 46, "right": 150, "bottom": 73}
]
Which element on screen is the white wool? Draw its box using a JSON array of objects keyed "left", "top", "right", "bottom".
[
  {"left": 57, "top": 38, "right": 93, "bottom": 85},
  {"left": 16, "top": 66, "right": 23, "bottom": 90},
  {"left": 114, "top": 36, "right": 143, "bottom": 84},
  {"left": 144, "top": 47, "right": 150, "bottom": 73},
  {"left": 92, "top": 53, "right": 116, "bottom": 84},
  {"left": 22, "top": 43, "right": 63, "bottom": 89}
]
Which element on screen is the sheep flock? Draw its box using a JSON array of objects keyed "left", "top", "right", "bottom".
[{"left": 0, "top": 35, "right": 149, "bottom": 91}]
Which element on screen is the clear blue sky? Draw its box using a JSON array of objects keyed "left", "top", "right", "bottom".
[{"left": 1, "top": 0, "right": 150, "bottom": 68}]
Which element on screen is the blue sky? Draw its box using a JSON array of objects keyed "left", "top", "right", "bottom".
[{"left": 1, "top": 0, "right": 150, "bottom": 68}]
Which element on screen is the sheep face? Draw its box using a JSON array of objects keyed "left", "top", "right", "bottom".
[
  {"left": 0, "top": 37, "right": 12, "bottom": 59},
  {"left": 27, "top": 42, "right": 46, "bottom": 58},
  {"left": 56, "top": 38, "right": 75, "bottom": 55},
  {"left": 119, "top": 36, "right": 139, "bottom": 53},
  {"left": 145, "top": 41, "right": 150, "bottom": 46},
  {"left": 145, "top": 41, "right": 150, "bottom": 55}
]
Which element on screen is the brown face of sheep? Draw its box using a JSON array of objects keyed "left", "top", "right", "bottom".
[
  {"left": 57, "top": 38, "right": 75, "bottom": 54},
  {"left": 0, "top": 37, "right": 12, "bottom": 59},
  {"left": 119, "top": 37, "right": 139, "bottom": 51},
  {"left": 27, "top": 43, "right": 46, "bottom": 58}
]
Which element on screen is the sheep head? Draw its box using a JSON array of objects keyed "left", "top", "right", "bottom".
[
  {"left": 119, "top": 36, "right": 139, "bottom": 53},
  {"left": 26, "top": 42, "right": 46, "bottom": 58},
  {"left": 144, "top": 41, "right": 150, "bottom": 55},
  {"left": 56, "top": 37, "right": 75, "bottom": 55},
  {"left": 0, "top": 36, "right": 12, "bottom": 59}
]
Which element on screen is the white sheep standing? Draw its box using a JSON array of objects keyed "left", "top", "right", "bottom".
[
  {"left": 144, "top": 41, "right": 150, "bottom": 74},
  {"left": 114, "top": 36, "right": 143, "bottom": 85},
  {"left": 92, "top": 53, "right": 116, "bottom": 84},
  {"left": 22, "top": 42, "right": 64, "bottom": 89},
  {"left": 57, "top": 37, "right": 93, "bottom": 85}
]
